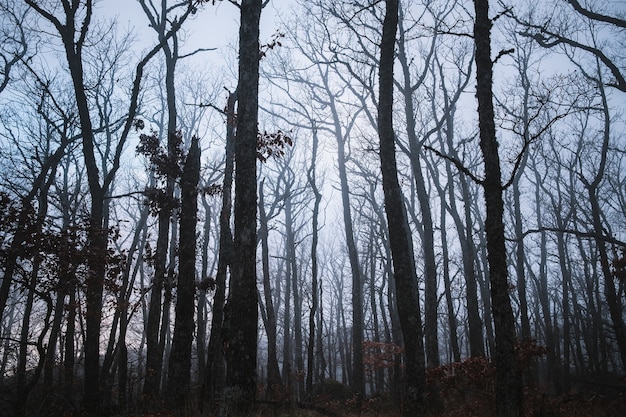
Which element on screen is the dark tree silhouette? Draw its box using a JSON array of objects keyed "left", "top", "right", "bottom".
[
  {"left": 473, "top": 0, "right": 522, "bottom": 415},
  {"left": 377, "top": 0, "right": 427, "bottom": 414},
  {"left": 221, "top": 0, "right": 262, "bottom": 414},
  {"left": 167, "top": 136, "right": 200, "bottom": 403}
]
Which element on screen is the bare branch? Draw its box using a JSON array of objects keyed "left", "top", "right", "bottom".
[
  {"left": 566, "top": 0, "right": 626, "bottom": 29},
  {"left": 423, "top": 145, "right": 484, "bottom": 185},
  {"left": 512, "top": 226, "right": 626, "bottom": 248},
  {"left": 493, "top": 48, "right": 514, "bottom": 64}
]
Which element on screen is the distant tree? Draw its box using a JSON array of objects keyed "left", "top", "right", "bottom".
[
  {"left": 306, "top": 126, "right": 323, "bottom": 394},
  {"left": 257, "top": 177, "right": 284, "bottom": 400},
  {"left": 0, "top": 1, "right": 29, "bottom": 94},
  {"left": 513, "top": 0, "right": 626, "bottom": 92}
]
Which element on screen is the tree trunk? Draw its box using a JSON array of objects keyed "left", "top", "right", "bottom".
[
  {"left": 197, "top": 197, "right": 212, "bottom": 384},
  {"left": 285, "top": 191, "right": 305, "bottom": 400},
  {"left": 221, "top": 0, "right": 262, "bottom": 414},
  {"left": 15, "top": 262, "right": 40, "bottom": 417},
  {"left": 205, "top": 90, "right": 236, "bottom": 408},
  {"left": 306, "top": 127, "right": 322, "bottom": 394},
  {"left": 473, "top": 0, "right": 522, "bottom": 415},
  {"left": 580, "top": 79, "right": 626, "bottom": 372},
  {"left": 258, "top": 181, "right": 283, "bottom": 399},
  {"left": 167, "top": 136, "right": 200, "bottom": 402},
  {"left": 64, "top": 284, "right": 77, "bottom": 405},
  {"left": 440, "top": 203, "right": 461, "bottom": 362},
  {"left": 143, "top": 13, "right": 181, "bottom": 398},
  {"left": 378, "top": 1, "right": 427, "bottom": 414},
  {"left": 397, "top": 6, "right": 439, "bottom": 368}
]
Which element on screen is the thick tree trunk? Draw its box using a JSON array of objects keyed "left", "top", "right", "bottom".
[
  {"left": 167, "top": 137, "right": 200, "bottom": 402},
  {"left": 58, "top": 19, "right": 108, "bottom": 413},
  {"left": 378, "top": 1, "right": 427, "bottom": 414},
  {"left": 221, "top": 1, "right": 262, "bottom": 414},
  {"left": 473, "top": 0, "right": 522, "bottom": 415}
]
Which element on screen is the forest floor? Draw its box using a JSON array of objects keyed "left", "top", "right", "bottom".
[
  {"left": 121, "top": 389, "right": 626, "bottom": 417},
  {"left": 3, "top": 384, "right": 624, "bottom": 417}
]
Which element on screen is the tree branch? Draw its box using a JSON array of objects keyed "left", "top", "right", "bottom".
[
  {"left": 566, "top": 0, "right": 626, "bottom": 29},
  {"left": 512, "top": 226, "right": 626, "bottom": 248},
  {"left": 423, "top": 145, "right": 484, "bottom": 184},
  {"left": 519, "top": 28, "right": 626, "bottom": 92}
]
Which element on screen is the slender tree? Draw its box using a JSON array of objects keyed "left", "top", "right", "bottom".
[
  {"left": 205, "top": 90, "right": 236, "bottom": 409},
  {"left": 306, "top": 126, "right": 322, "bottom": 394}
]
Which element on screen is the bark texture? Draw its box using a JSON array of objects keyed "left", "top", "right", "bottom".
[
  {"left": 378, "top": 0, "right": 427, "bottom": 414},
  {"left": 473, "top": 0, "right": 522, "bottom": 415},
  {"left": 221, "top": 0, "right": 262, "bottom": 414},
  {"left": 167, "top": 136, "right": 200, "bottom": 402}
]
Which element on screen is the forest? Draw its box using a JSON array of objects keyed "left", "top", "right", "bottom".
[{"left": 0, "top": 0, "right": 625, "bottom": 416}]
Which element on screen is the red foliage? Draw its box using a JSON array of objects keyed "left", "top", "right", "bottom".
[
  {"left": 515, "top": 338, "right": 549, "bottom": 368},
  {"left": 362, "top": 340, "right": 403, "bottom": 375}
]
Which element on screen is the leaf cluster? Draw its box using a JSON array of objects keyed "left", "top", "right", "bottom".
[
  {"left": 136, "top": 129, "right": 185, "bottom": 180},
  {"left": 256, "top": 129, "right": 293, "bottom": 163},
  {"left": 201, "top": 183, "right": 223, "bottom": 197},
  {"left": 259, "top": 31, "right": 285, "bottom": 60},
  {"left": 136, "top": 127, "right": 190, "bottom": 213}
]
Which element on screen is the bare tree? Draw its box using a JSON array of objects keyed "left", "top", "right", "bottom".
[
  {"left": 514, "top": 0, "right": 626, "bottom": 92},
  {"left": 377, "top": 0, "right": 426, "bottom": 414},
  {"left": 306, "top": 126, "right": 323, "bottom": 394},
  {"left": 473, "top": 0, "right": 522, "bottom": 415},
  {"left": 167, "top": 136, "right": 200, "bottom": 403},
  {"left": 205, "top": 90, "right": 236, "bottom": 409},
  {"left": 221, "top": 0, "right": 263, "bottom": 414},
  {"left": 22, "top": 0, "right": 195, "bottom": 411},
  {"left": 0, "top": 1, "right": 29, "bottom": 94}
]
